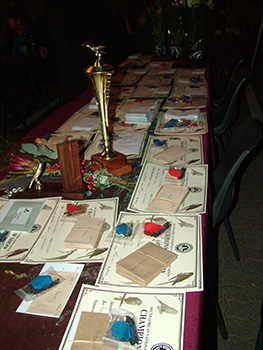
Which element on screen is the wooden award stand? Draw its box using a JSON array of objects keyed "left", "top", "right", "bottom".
[
  {"left": 14, "top": 140, "right": 85, "bottom": 200},
  {"left": 90, "top": 152, "right": 132, "bottom": 176}
]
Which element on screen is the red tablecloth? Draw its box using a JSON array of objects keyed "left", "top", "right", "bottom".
[{"left": 0, "top": 85, "right": 216, "bottom": 349}]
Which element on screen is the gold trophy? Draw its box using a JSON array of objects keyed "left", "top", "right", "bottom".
[{"left": 83, "top": 43, "right": 132, "bottom": 176}]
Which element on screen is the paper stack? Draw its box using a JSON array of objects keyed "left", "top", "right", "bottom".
[
  {"left": 125, "top": 111, "right": 154, "bottom": 125},
  {"left": 72, "top": 116, "right": 100, "bottom": 131},
  {"left": 165, "top": 109, "right": 201, "bottom": 121},
  {"left": 147, "top": 183, "right": 189, "bottom": 214},
  {"left": 116, "top": 242, "right": 178, "bottom": 287},
  {"left": 64, "top": 217, "right": 106, "bottom": 250}
]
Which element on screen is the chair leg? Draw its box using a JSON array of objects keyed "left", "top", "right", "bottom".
[
  {"left": 255, "top": 300, "right": 263, "bottom": 350},
  {"left": 206, "top": 276, "right": 228, "bottom": 340},
  {"left": 223, "top": 217, "right": 240, "bottom": 261},
  {"left": 214, "top": 134, "right": 225, "bottom": 157}
]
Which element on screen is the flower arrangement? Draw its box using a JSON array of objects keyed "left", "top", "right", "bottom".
[
  {"left": 81, "top": 161, "right": 135, "bottom": 194},
  {"left": 8, "top": 143, "right": 60, "bottom": 178},
  {"left": 6, "top": 143, "right": 135, "bottom": 194}
]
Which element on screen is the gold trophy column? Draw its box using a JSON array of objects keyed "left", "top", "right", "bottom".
[{"left": 83, "top": 43, "right": 132, "bottom": 176}]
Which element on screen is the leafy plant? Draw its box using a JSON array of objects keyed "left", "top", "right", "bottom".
[{"left": 146, "top": 1, "right": 166, "bottom": 44}]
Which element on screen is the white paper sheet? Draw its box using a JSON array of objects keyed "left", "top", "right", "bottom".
[
  {"left": 16, "top": 262, "right": 84, "bottom": 318},
  {"left": 128, "top": 161, "right": 208, "bottom": 214},
  {"left": 24, "top": 198, "right": 118, "bottom": 263},
  {"left": 84, "top": 133, "right": 146, "bottom": 160},
  {"left": 58, "top": 284, "right": 185, "bottom": 350},
  {"left": 142, "top": 134, "right": 203, "bottom": 167},
  {"left": 97, "top": 211, "right": 203, "bottom": 293},
  {"left": 0, "top": 197, "right": 60, "bottom": 263}
]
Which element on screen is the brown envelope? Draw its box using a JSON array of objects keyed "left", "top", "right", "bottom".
[
  {"left": 146, "top": 183, "right": 189, "bottom": 214},
  {"left": 64, "top": 217, "right": 106, "bottom": 250},
  {"left": 71, "top": 312, "right": 111, "bottom": 350},
  {"left": 116, "top": 242, "right": 178, "bottom": 287},
  {"left": 153, "top": 145, "right": 190, "bottom": 164}
]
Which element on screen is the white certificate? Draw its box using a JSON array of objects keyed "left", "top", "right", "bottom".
[
  {"left": 98, "top": 211, "right": 203, "bottom": 293},
  {"left": 0, "top": 197, "right": 60, "bottom": 263},
  {"left": 155, "top": 111, "right": 208, "bottom": 135},
  {"left": 16, "top": 263, "right": 84, "bottom": 318},
  {"left": 84, "top": 132, "right": 146, "bottom": 160},
  {"left": 58, "top": 284, "right": 185, "bottom": 350},
  {"left": 142, "top": 134, "right": 203, "bottom": 166},
  {"left": 128, "top": 160, "right": 208, "bottom": 214},
  {"left": 24, "top": 198, "right": 118, "bottom": 263}
]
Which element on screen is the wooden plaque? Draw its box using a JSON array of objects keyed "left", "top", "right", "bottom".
[{"left": 57, "top": 140, "right": 84, "bottom": 192}]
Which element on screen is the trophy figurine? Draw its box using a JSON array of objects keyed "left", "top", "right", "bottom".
[{"left": 83, "top": 43, "right": 132, "bottom": 176}]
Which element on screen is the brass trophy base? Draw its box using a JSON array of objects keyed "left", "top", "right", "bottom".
[{"left": 91, "top": 152, "right": 132, "bottom": 176}]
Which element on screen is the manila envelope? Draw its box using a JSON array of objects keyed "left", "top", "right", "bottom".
[
  {"left": 116, "top": 242, "right": 178, "bottom": 287},
  {"left": 153, "top": 145, "right": 190, "bottom": 164},
  {"left": 71, "top": 312, "right": 111, "bottom": 350}
]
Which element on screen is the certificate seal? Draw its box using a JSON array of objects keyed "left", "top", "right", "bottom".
[
  {"left": 30, "top": 224, "right": 42, "bottom": 233},
  {"left": 175, "top": 242, "right": 193, "bottom": 253},
  {"left": 150, "top": 343, "right": 174, "bottom": 350},
  {"left": 189, "top": 186, "right": 202, "bottom": 193}
]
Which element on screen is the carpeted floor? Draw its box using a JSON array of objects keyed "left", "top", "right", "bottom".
[{"left": 217, "top": 55, "right": 263, "bottom": 350}]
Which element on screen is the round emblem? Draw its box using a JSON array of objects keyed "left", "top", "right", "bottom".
[
  {"left": 175, "top": 242, "right": 193, "bottom": 253},
  {"left": 150, "top": 343, "right": 174, "bottom": 350},
  {"left": 30, "top": 224, "right": 41, "bottom": 233},
  {"left": 189, "top": 186, "right": 202, "bottom": 193},
  {"left": 104, "top": 222, "right": 111, "bottom": 231}
]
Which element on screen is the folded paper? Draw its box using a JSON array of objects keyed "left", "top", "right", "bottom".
[
  {"left": 116, "top": 242, "right": 178, "bottom": 287},
  {"left": 64, "top": 217, "right": 106, "bottom": 250},
  {"left": 153, "top": 145, "right": 190, "bottom": 164},
  {"left": 71, "top": 312, "right": 110, "bottom": 350},
  {"left": 146, "top": 183, "right": 189, "bottom": 214}
]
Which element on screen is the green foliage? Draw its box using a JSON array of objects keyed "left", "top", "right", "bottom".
[{"left": 20, "top": 143, "right": 58, "bottom": 160}]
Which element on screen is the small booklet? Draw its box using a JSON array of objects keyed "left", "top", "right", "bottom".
[
  {"left": 64, "top": 217, "right": 106, "bottom": 250},
  {"left": 116, "top": 242, "right": 178, "bottom": 287},
  {"left": 146, "top": 183, "right": 189, "bottom": 214},
  {"left": 153, "top": 145, "right": 190, "bottom": 164}
]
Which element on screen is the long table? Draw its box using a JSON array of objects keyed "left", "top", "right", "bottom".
[{"left": 0, "top": 80, "right": 217, "bottom": 349}]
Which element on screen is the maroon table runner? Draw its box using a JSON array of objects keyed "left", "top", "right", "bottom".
[{"left": 0, "top": 78, "right": 213, "bottom": 349}]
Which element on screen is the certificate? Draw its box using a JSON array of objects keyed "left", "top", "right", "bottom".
[
  {"left": 142, "top": 134, "right": 203, "bottom": 166},
  {"left": 38, "top": 132, "right": 94, "bottom": 152},
  {"left": 155, "top": 110, "right": 208, "bottom": 135},
  {"left": 131, "top": 85, "right": 171, "bottom": 98},
  {"left": 128, "top": 160, "right": 208, "bottom": 214},
  {"left": 56, "top": 112, "right": 99, "bottom": 133},
  {"left": 98, "top": 211, "right": 203, "bottom": 293},
  {"left": 24, "top": 198, "right": 118, "bottom": 263},
  {"left": 0, "top": 197, "right": 60, "bottom": 263},
  {"left": 16, "top": 263, "right": 84, "bottom": 318},
  {"left": 84, "top": 132, "right": 146, "bottom": 160},
  {"left": 58, "top": 284, "right": 185, "bottom": 350}
]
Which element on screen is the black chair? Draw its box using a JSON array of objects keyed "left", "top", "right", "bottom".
[
  {"left": 255, "top": 300, "right": 263, "bottom": 350},
  {"left": 211, "top": 66, "right": 252, "bottom": 153},
  {"left": 209, "top": 118, "right": 262, "bottom": 340},
  {"left": 212, "top": 59, "right": 244, "bottom": 105},
  {"left": 212, "top": 118, "right": 262, "bottom": 261}
]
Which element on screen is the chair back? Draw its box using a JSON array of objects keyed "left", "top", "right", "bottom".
[
  {"left": 213, "top": 59, "right": 244, "bottom": 105},
  {"left": 212, "top": 67, "right": 252, "bottom": 135},
  {"left": 212, "top": 118, "right": 262, "bottom": 227}
]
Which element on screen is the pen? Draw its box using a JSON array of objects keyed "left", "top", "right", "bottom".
[{"left": 151, "top": 222, "right": 171, "bottom": 237}]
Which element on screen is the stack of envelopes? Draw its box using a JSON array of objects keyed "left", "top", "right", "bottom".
[{"left": 116, "top": 242, "right": 178, "bottom": 287}]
